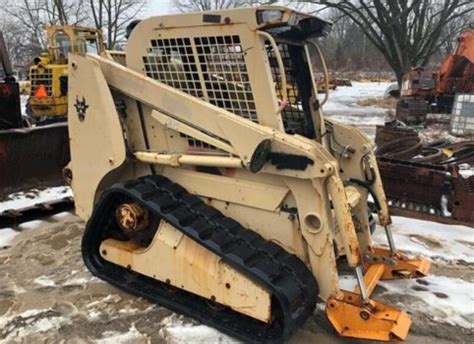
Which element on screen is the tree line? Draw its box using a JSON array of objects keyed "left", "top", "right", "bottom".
[
  {"left": 0, "top": 0, "right": 145, "bottom": 67},
  {"left": 1, "top": 0, "right": 472, "bottom": 85}
]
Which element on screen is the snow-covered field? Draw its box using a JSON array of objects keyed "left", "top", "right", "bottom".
[
  {"left": 323, "top": 81, "right": 393, "bottom": 138},
  {"left": 0, "top": 82, "right": 472, "bottom": 343}
]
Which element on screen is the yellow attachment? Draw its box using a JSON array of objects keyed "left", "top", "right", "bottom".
[
  {"left": 354, "top": 263, "right": 385, "bottom": 296},
  {"left": 326, "top": 291, "right": 411, "bottom": 341},
  {"left": 366, "top": 247, "right": 431, "bottom": 280},
  {"left": 327, "top": 246, "right": 431, "bottom": 341}
]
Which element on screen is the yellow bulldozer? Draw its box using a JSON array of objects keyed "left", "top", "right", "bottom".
[
  {"left": 67, "top": 7, "right": 430, "bottom": 342},
  {"left": 28, "top": 25, "right": 105, "bottom": 120}
]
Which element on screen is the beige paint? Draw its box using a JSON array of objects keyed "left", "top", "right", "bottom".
[{"left": 100, "top": 221, "right": 271, "bottom": 322}]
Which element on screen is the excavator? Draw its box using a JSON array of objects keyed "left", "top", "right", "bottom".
[
  {"left": 397, "top": 28, "right": 474, "bottom": 123},
  {"left": 67, "top": 6, "right": 430, "bottom": 342},
  {"left": 28, "top": 25, "right": 105, "bottom": 121}
]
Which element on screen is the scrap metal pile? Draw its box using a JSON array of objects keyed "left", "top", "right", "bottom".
[{"left": 375, "top": 122, "right": 474, "bottom": 226}]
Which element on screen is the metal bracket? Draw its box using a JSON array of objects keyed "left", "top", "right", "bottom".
[{"left": 363, "top": 253, "right": 397, "bottom": 268}]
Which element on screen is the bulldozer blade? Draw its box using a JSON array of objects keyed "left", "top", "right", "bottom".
[
  {"left": 0, "top": 122, "right": 70, "bottom": 198},
  {"left": 0, "top": 197, "right": 74, "bottom": 228}
]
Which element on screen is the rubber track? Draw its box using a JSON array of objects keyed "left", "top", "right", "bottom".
[{"left": 82, "top": 175, "right": 318, "bottom": 343}]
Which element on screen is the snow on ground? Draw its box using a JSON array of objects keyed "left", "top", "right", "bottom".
[
  {"left": 373, "top": 216, "right": 473, "bottom": 263},
  {"left": 94, "top": 325, "right": 149, "bottom": 344},
  {"left": 20, "top": 95, "right": 28, "bottom": 117},
  {"left": 379, "top": 275, "right": 473, "bottom": 329},
  {"left": 159, "top": 314, "right": 238, "bottom": 344},
  {"left": 0, "top": 308, "right": 70, "bottom": 342},
  {"left": 0, "top": 186, "right": 72, "bottom": 212},
  {"left": 323, "top": 81, "right": 392, "bottom": 114},
  {"left": 322, "top": 82, "right": 393, "bottom": 138},
  {"left": 0, "top": 227, "right": 19, "bottom": 247}
]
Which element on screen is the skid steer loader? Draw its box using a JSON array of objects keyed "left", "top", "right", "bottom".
[{"left": 68, "top": 6, "right": 430, "bottom": 342}]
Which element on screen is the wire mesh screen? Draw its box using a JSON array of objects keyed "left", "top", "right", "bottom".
[
  {"left": 194, "top": 35, "right": 258, "bottom": 123},
  {"left": 30, "top": 67, "right": 53, "bottom": 96},
  {"left": 142, "top": 38, "right": 203, "bottom": 98},
  {"left": 142, "top": 35, "right": 259, "bottom": 150},
  {"left": 266, "top": 42, "right": 309, "bottom": 136},
  {"left": 142, "top": 35, "right": 257, "bottom": 123}
]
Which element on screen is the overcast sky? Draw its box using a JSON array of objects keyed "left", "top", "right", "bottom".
[
  {"left": 141, "top": 1, "right": 326, "bottom": 19},
  {"left": 143, "top": 0, "right": 175, "bottom": 17}
]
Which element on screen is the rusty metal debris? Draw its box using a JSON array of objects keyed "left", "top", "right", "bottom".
[{"left": 375, "top": 122, "right": 473, "bottom": 227}]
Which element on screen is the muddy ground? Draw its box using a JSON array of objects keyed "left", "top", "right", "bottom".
[
  {"left": 1, "top": 85, "right": 471, "bottom": 343},
  {"left": 1, "top": 214, "right": 472, "bottom": 344}
]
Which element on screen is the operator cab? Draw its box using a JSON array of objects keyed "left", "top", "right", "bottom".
[{"left": 47, "top": 26, "right": 105, "bottom": 64}]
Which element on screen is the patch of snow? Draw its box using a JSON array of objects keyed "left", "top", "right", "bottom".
[
  {"left": 373, "top": 216, "right": 474, "bottom": 263},
  {"left": 94, "top": 324, "right": 148, "bottom": 344},
  {"left": 86, "top": 294, "right": 122, "bottom": 309},
  {"left": 322, "top": 82, "right": 392, "bottom": 115},
  {"left": 458, "top": 164, "right": 473, "bottom": 179},
  {"left": 33, "top": 276, "right": 57, "bottom": 287},
  {"left": 62, "top": 277, "right": 89, "bottom": 286},
  {"left": 159, "top": 314, "right": 237, "bottom": 344},
  {"left": 87, "top": 310, "right": 102, "bottom": 321},
  {"left": 380, "top": 275, "right": 474, "bottom": 329},
  {"left": 0, "top": 228, "right": 19, "bottom": 247},
  {"left": 440, "top": 195, "right": 452, "bottom": 217},
  {"left": 50, "top": 211, "right": 77, "bottom": 221},
  {"left": 321, "top": 82, "right": 393, "bottom": 138},
  {"left": 0, "top": 308, "right": 70, "bottom": 341},
  {"left": 20, "top": 95, "right": 28, "bottom": 116},
  {"left": 118, "top": 308, "right": 142, "bottom": 315},
  {"left": 17, "top": 220, "right": 46, "bottom": 230},
  {"left": 338, "top": 275, "right": 358, "bottom": 291},
  {"left": 161, "top": 324, "right": 237, "bottom": 344},
  {"left": 0, "top": 186, "right": 72, "bottom": 212}
]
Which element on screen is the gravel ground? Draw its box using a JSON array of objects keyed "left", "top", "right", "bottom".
[{"left": 0, "top": 212, "right": 472, "bottom": 343}]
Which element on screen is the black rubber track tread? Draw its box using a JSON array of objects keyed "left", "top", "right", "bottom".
[{"left": 82, "top": 175, "right": 318, "bottom": 343}]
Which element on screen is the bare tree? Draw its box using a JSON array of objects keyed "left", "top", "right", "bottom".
[
  {"left": 172, "top": 0, "right": 279, "bottom": 12},
  {"left": 3, "top": 0, "right": 87, "bottom": 58},
  {"left": 88, "top": 0, "right": 145, "bottom": 49},
  {"left": 306, "top": 0, "right": 474, "bottom": 85}
]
